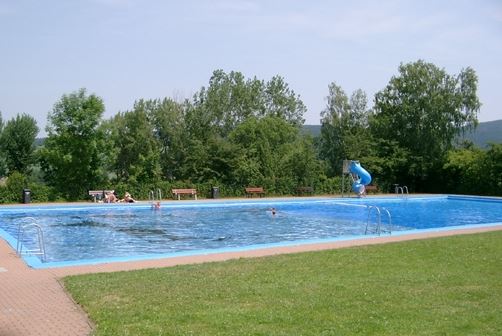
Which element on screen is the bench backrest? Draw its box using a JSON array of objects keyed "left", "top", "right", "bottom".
[
  {"left": 88, "top": 190, "right": 114, "bottom": 196},
  {"left": 297, "top": 187, "right": 313, "bottom": 192},
  {"left": 172, "top": 188, "right": 197, "bottom": 194},
  {"left": 245, "top": 187, "right": 264, "bottom": 193}
]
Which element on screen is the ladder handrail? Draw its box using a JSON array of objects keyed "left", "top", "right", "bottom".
[
  {"left": 16, "top": 218, "right": 46, "bottom": 262},
  {"left": 395, "top": 185, "right": 409, "bottom": 198},
  {"left": 150, "top": 189, "right": 162, "bottom": 202},
  {"left": 365, "top": 205, "right": 392, "bottom": 235},
  {"left": 365, "top": 205, "right": 381, "bottom": 235},
  {"left": 381, "top": 207, "right": 392, "bottom": 234}
]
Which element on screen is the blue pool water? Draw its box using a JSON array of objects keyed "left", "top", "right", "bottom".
[{"left": 0, "top": 195, "right": 501, "bottom": 268}]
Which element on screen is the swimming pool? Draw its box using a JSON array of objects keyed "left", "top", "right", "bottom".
[{"left": 0, "top": 195, "right": 501, "bottom": 268}]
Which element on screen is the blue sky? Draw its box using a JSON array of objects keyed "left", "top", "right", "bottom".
[{"left": 1, "top": 0, "right": 501, "bottom": 136}]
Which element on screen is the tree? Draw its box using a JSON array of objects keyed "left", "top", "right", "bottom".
[
  {"left": 319, "top": 83, "right": 371, "bottom": 176},
  {"left": 148, "top": 98, "right": 189, "bottom": 180},
  {"left": 39, "top": 89, "right": 107, "bottom": 200},
  {"left": 263, "top": 75, "right": 306, "bottom": 127},
  {"left": 189, "top": 70, "right": 307, "bottom": 140},
  {"left": 372, "top": 60, "right": 481, "bottom": 191},
  {"left": 443, "top": 146, "right": 484, "bottom": 194},
  {"left": 480, "top": 144, "right": 502, "bottom": 195},
  {"left": 0, "top": 114, "right": 39, "bottom": 175},
  {"left": 229, "top": 116, "right": 309, "bottom": 193},
  {"left": 0, "top": 111, "right": 7, "bottom": 177},
  {"left": 109, "top": 101, "right": 161, "bottom": 184}
]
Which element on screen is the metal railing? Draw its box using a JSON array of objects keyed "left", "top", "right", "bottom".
[
  {"left": 365, "top": 205, "right": 392, "bottom": 235},
  {"left": 16, "top": 217, "right": 46, "bottom": 262},
  {"left": 395, "top": 185, "right": 409, "bottom": 198},
  {"left": 149, "top": 188, "right": 162, "bottom": 202}
]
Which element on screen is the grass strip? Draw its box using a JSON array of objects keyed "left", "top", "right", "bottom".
[{"left": 65, "top": 231, "right": 502, "bottom": 335}]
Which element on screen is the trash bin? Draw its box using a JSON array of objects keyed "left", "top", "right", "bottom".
[
  {"left": 22, "top": 188, "right": 31, "bottom": 204},
  {"left": 211, "top": 186, "right": 220, "bottom": 199}
]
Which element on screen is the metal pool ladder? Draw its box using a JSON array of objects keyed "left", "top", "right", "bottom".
[
  {"left": 395, "top": 185, "right": 409, "bottom": 198},
  {"left": 365, "top": 206, "right": 392, "bottom": 235},
  {"left": 16, "top": 217, "right": 46, "bottom": 262},
  {"left": 149, "top": 188, "right": 162, "bottom": 202}
]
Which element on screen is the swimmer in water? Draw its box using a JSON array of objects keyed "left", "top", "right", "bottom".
[
  {"left": 269, "top": 207, "right": 276, "bottom": 216},
  {"left": 152, "top": 201, "right": 161, "bottom": 210}
]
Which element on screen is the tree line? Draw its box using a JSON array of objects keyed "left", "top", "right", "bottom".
[{"left": 0, "top": 60, "right": 500, "bottom": 203}]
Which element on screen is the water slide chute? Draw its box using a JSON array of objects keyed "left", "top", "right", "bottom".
[{"left": 349, "top": 161, "right": 372, "bottom": 195}]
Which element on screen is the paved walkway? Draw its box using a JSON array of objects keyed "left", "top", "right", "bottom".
[
  {"left": 0, "top": 240, "right": 92, "bottom": 336},
  {"left": 1, "top": 225, "right": 501, "bottom": 336}
]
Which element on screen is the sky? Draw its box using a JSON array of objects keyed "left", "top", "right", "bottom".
[{"left": 1, "top": 0, "right": 501, "bottom": 136}]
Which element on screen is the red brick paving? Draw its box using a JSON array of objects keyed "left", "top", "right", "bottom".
[
  {"left": 0, "top": 239, "right": 92, "bottom": 336},
  {"left": 1, "top": 224, "right": 501, "bottom": 335}
]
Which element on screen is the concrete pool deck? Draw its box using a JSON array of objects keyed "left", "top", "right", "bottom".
[{"left": 1, "top": 223, "right": 501, "bottom": 336}]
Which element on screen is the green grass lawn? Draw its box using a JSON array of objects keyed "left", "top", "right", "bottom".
[{"left": 64, "top": 231, "right": 502, "bottom": 336}]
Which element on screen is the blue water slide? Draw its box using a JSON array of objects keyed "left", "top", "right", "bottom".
[{"left": 349, "top": 161, "right": 372, "bottom": 194}]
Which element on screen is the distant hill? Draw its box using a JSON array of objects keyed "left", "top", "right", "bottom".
[
  {"left": 302, "top": 119, "right": 502, "bottom": 148},
  {"left": 459, "top": 119, "right": 502, "bottom": 148},
  {"left": 34, "top": 138, "right": 45, "bottom": 147},
  {"left": 301, "top": 125, "right": 321, "bottom": 137}
]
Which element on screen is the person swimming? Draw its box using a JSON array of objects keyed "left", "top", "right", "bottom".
[
  {"left": 269, "top": 207, "right": 276, "bottom": 216},
  {"left": 152, "top": 201, "right": 161, "bottom": 210}
]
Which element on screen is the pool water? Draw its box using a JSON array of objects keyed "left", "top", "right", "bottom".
[{"left": 0, "top": 195, "right": 501, "bottom": 267}]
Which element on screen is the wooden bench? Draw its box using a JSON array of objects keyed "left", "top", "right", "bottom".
[
  {"left": 364, "top": 185, "right": 378, "bottom": 194},
  {"left": 88, "top": 190, "right": 114, "bottom": 202},
  {"left": 172, "top": 188, "right": 197, "bottom": 200},
  {"left": 245, "top": 187, "right": 265, "bottom": 197},
  {"left": 296, "top": 186, "right": 314, "bottom": 196}
]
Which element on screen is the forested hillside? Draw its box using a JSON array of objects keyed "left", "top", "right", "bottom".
[{"left": 459, "top": 119, "right": 502, "bottom": 147}]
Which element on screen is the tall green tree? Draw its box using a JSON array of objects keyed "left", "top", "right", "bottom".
[
  {"left": 109, "top": 100, "right": 161, "bottom": 184},
  {"left": 148, "top": 98, "right": 189, "bottom": 180},
  {"left": 0, "top": 114, "right": 39, "bottom": 175},
  {"left": 190, "top": 70, "right": 263, "bottom": 137},
  {"left": 319, "top": 83, "right": 371, "bottom": 176},
  {"left": 189, "top": 70, "right": 307, "bottom": 140},
  {"left": 229, "top": 116, "right": 309, "bottom": 193},
  {"left": 39, "top": 88, "right": 107, "bottom": 200},
  {"left": 263, "top": 75, "right": 306, "bottom": 127},
  {"left": 371, "top": 60, "right": 480, "bottom": 190}
]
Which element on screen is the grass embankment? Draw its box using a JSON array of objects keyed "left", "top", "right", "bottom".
[{"left": 65, "top": 231, "right": 502, "bottom": 335}]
